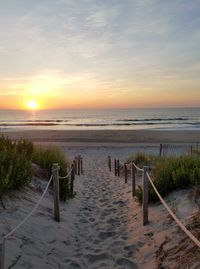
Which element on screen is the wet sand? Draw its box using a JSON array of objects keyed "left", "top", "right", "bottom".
[{"left": 1, "top": 129, "right": 200, "bottom": 144}]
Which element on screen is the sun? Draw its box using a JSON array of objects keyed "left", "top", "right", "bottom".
[{"left": 26, "top": 101, "right": 39, "bottom": 110}]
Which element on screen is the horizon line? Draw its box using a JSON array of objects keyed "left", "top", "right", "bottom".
[{"left": 0, "top": 105, "right": 199, "bottom": 111}]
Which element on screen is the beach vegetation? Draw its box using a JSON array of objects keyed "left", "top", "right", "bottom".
[
  {"left": 129, "top": 153, "right": 200, "bottom": 203},
  {"left": 0, "top": 136, "right": 32, "bottom": 198},
  {"left": 191, "top": 148, "right": 200, "bottom": 158},
  {"left": 0, "top": 136, "right": 73, "bottom": 201},
  {"left": 32, "top": 145, "right": 71, "bottom": 201},
  {"left": 127, "top": 152, "right": 158, "bottom": 168}
]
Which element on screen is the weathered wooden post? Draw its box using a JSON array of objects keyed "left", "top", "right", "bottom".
[
  {"left": 117, "top": 160, "right": 120, "bottom": 176},
  {"left": 73, "top": 159, "right": 76, "bottom": 175},
  {"left": 108, "top": 156, "right": 111, "bottom": 171},
  {"left": 143, "top": 166, "right": 149, "bottom": 225},
  {"left": 75, "top": 156, "right": 79, "bottom": 174},
  {"left": 0, "top": 239, "right": 5, "bottom": 269},
  {"left": 191, "top": 145, "right": 193, "bottom": 156},
  {"left": 78, "top": 155, "right": 81, "bottom": 175},
  {"left": 52, "top": 163, "right": 60, "bottom": 222},
  {"left": 114, "top": 159, "right": 117, "bottom": 176},
  {"left": 70, "top": 163, "right": 75, "bottom": 194},
  {"left": 159, "top": 144, "right": 163, "bottom": 157},
  {"left": 80, "top": 157, "right": 83, "bottom": 174},
  {"left": 124, "top": 163, "right": 128, "bottom": 183},
  {"left": 131, "top": 162, "right": 136, "bottom": 196}
]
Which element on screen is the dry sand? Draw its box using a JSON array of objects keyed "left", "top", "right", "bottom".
[{"left": 0, "top": 143, "right": 200, "bottom": 268}]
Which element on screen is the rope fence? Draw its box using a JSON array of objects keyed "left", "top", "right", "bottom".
[
  {"left": 0, "top": 155, "right": 83, "bottom": 269},
  {"left": 107, "top": 154, "right": 200, "bottom": 250},
  {"left": 146, "top": 172, "right": 200, "bottom": 248}
]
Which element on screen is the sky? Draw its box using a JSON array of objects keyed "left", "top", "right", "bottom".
[{"left": 0, "top": 0, "right": 200, "bottom": 109}]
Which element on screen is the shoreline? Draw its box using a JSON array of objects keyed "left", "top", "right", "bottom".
[{"left": 1, "top": 129, "right": 200, "bottom": 144}]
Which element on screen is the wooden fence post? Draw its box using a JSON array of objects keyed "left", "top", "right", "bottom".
[
  {"left": 0, "top": 239, "right": 5, "bottom": 269},
  {"left": 73, "top": 159, "right": 77, "bottom": 175},
  {"left": 70, "top": 164, "right": 75, "bottom": 194},
  {"left": 114, "top": 159, "right": 117, "bottom": 176},
  {"left": 191, "top": 145, "right": 193, "bottom": 156},
  {"left": 75, "top": 157, "right": 78, "bottom": 174},
  {"left": 80, "top": 157, "right": 83, "bottom": 174},
  {"left": 131, "top": 162, "right": 136, "bottom": 196},
  {"left": 124, "top": 163, "right": 128, "bottom": 183},
  {"left": 52, "top": 163, "right": 60, "bottom": 222},
  {"left": 143, "top": 166, "right": 149, "bottom": 225},
  {"left": 78, "top": 155, "right": 81, "bottom": 176},
  {"left": 159, "top": 144, "right": 163, "bottom": 157},
  {"left": 117, "top": 160, "right": 120, "bottom": 176},
  {"left": 108, "top": 156, "right": 111, "bottom": 171}
]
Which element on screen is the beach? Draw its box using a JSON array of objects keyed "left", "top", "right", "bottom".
[
  {"left": 0, "top": 130, "right": 200, "bottom": 268},
  {"left": 2, "top": 129, "right": 200, "bottom": 144}
]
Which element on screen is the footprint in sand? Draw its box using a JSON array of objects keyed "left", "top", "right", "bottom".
[
  {"left": 89, "top": 217, "right": 96, "bottom": 223},
  {"left": 107, "top": 217, "right": 120, "bottom": 226},
  {"left": 116, "top": 257, "right": 138, "bottom": 269},
  {"left": 98, "top": 231, "right": 117, "bottom": 240},
  {"left": 85, "top": 253, "right": 113, "bottom": 264},
  {"left": 60, "top": 261, "right": 82, "bottom": 269},
  {"left": 112, "top": 200, "right": 125, "bottom": 206}
]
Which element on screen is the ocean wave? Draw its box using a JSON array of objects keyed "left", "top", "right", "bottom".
[
  {"left": 0, "top": 119, "right": 68, "bottom": 123},
  {"left": 63, "top": 122, "right": 194, "bottom": 127},
  {"left": 0, "top": 123, "right": 60, "bottom": 126},
  {"left": 116, "top": 117, "right": 189, "bottom": 122},
  {"left": 0, "top": 121, "right": 199, "bottom": 128}
]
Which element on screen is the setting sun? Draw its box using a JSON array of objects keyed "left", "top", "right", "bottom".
[{"left": 26, "top": 101, "right": 39, "bottom": 110}]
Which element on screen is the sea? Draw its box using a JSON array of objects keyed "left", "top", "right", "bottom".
[{"left": 0, "top": 107, "right": 199, "bottom": 131}]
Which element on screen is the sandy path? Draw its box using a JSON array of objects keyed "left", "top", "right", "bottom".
[{"left": 58, "top": 151, "right": 139, "bottom": 269}]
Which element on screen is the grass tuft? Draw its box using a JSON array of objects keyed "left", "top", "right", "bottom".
[
  {"left": 128, "top": 152, "right": 200, "bottom": 203},
  {"left": 32, "top": 145, "right": 72, "bottom": 201},
  {"left": 0, "top": 136, "right": 73, "bottom": 201},
  {"left": 0, "top": 136, "right": 32, "bottom": 198}
]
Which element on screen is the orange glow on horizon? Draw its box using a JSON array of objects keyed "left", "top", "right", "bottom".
[
  {"left": 0, "top": 70, "right": 199, "bottom": 110},
  {"left": 0, "top": 94, "right": 199, "bottom": 110}
]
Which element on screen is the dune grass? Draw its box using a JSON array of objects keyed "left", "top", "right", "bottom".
[
  {"left": 128, "top": 152, "right": 200, "bottom": 203},
  {"left": 0, "top": 136, "right": 32, "bottom": 198},
  {"left": 127, "top": 152, "right": 159, "bottom": 168},
  {"left": 0, "top": 136, "right": 72, "bottom": 201},
  {"left": 32, "top": 145, "right": 72, "bottom": 200}
]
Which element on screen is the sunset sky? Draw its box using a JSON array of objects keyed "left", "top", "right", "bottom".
[{"left": 0, "top": 0, "right": 200, "bottom": 109}]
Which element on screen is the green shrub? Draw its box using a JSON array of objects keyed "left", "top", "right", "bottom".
[
  {"left": 32, "top": 146, "right": 71, "bottom": 201},
  {"left": 134, "top": 154, "right": 200, "bottom": 203},
  {"left": 0, "top": 136, "right": 32, "bottom": 198},
  {"left": 0, "top": 136, "right": 73, "bottom": 201}
]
